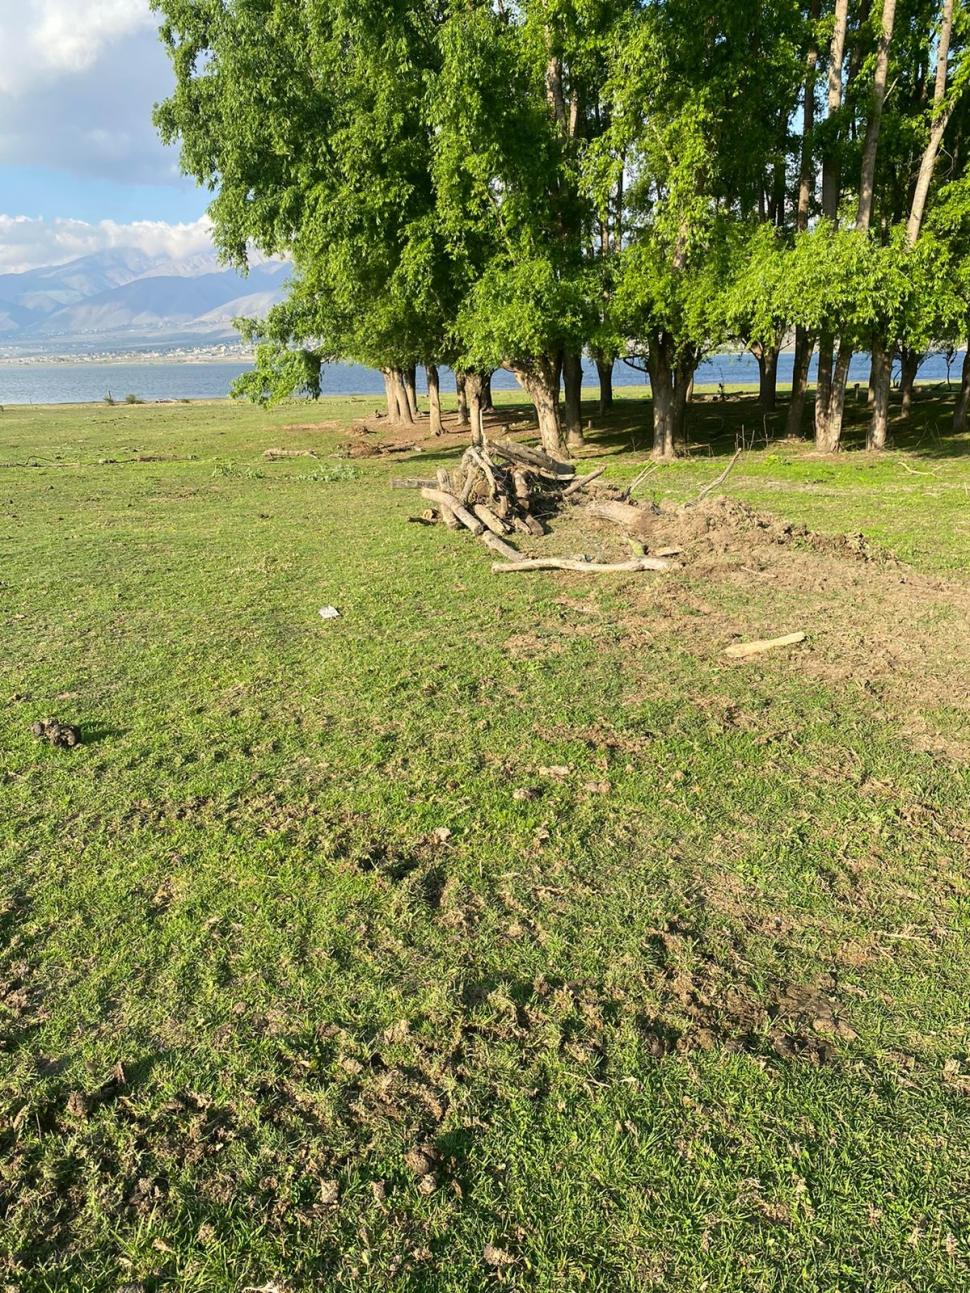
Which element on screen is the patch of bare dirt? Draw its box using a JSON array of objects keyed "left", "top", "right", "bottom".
[{"left": 564, "top": 493, "right": 970, "bottom": 759}]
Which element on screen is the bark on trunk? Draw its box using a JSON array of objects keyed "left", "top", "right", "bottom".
[
  {"left": 464, "top": 371, "right": 486, "bottom": 447},
  {"left": 481, "top": 371, "right": 494, "bottom": 412},
  {"left": 427, "top": 364, "right": 443, "bottom": 436},
  {"left": 509, "top": 358, "right": 567, "bottom": 458},
  {"left": 797, "top": 2, "right": 820, "bottom": 231},
  {"left": 818, "top": 344, "right": 852, "bottom": 451},
  {"left": 856, "top": 0, "right": 897, "bottom": 233},
  {"left": 815, "top": 334, "right": 835, "bottom": 441},
  {"left": 755, "top": 344, "right": 780, "bottom": 411},
  {"left": 900, "top": 347, "right": 920, "bottom": 416},
  {"left": 821, "top": 0, "right": 850, "bottom": 221},
  {"left": 647, "top": 335, "right": 690, "bottom": 460},
  {"left": 404, "top": 366, "right": 419, "bottom": 421},
  {"left": 907, "top": 0, "right": 956, "bottom": 244},
  {"left": 456, "top": 372, "right": 470, "bottom": 427},
  {"left": 562, "top": 350, "right": 584, "bottom": 450},
  {"left": 785, "top": 328, "right": 814, "bottom": 437},
  {"left": 384, "top": 368, "right": 414, "bottom": 423},
  {"left": 954, "top": 346, "right": 970, "bottom": 431},
  {"left": 868, "top": 336, "right": 892, "bottom": 450},
  {"left": 381, "top": 369, "right": 394, "bottom": 420},
  {"left": 595, "top": 354, "right": 614, "bottom": 414}
]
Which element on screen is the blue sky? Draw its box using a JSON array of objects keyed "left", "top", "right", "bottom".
[{"left": 0, "top": 1, "right": 212, "bottom": 272}]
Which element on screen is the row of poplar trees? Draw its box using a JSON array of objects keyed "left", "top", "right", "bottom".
[{"left": 153, "top": 0, "right": 970, "bottom": 459}]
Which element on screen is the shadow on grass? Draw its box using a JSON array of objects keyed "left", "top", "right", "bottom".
[{"left": 489, "top": 384, "right": 970, "bottom": 461}]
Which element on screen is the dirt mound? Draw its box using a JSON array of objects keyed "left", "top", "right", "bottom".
[{"left": 595, "top": 494, "right": 884, "bottom": 565}]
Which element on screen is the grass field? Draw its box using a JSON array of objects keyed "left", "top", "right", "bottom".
[{"left": 1, "top": 386, "right": 969, "bottom": 1291}]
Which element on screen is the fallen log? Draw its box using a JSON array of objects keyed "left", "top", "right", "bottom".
[
  {"left": 480, "top": 532, "right": 521, "bottom": 561},
  {"left": 491, "top": 556, "right": 676, "bottom": 575},
  {"left": 723, "top": 631, "right": 806, "bottom": 658},
  {"left": 391, "top": 477, "right": 438, "bottom": 489},
  {"left": 586, "top": 500, "right": 648, "bottom": 530},
  {"left": 420, "top": 487, "right": 485, "bottom": 536},
  {"left": 263, "top": 447, "right": 318, "bottom": 460},
  {"left": 489, "top": 439, "right": 575, "bottom": 478},
  {"left": 473, "top": 503, "right": 511, "bottom": 536}
]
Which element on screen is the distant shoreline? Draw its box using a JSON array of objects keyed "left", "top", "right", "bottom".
[{"left": 0, "top": 352, "right": 253, "bottom": 368}]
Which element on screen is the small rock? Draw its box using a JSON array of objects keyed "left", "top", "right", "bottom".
[
  {"left": 319, "top": 606, "right": 341, "bottom": 620},
  {"left": 319, "top": 1179, "right": 340, "bottom": 1206}
]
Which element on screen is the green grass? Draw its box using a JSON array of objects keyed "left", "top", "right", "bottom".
[{"left": 1, "top": 388, "right": 969, "bottom": 1291}]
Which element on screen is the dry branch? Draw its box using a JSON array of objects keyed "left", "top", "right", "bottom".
[
  {"left": 562, "top": 466, "right": 607, "bottom": 497},
  {"left": 492, "top": 556, "right": 677, "bottom": 575},
  {"left": 724, "top": 631, "right": 806, "bottom": 658},
  {"left": 694, "top": 449, "right": 742, "bottom": 503}
]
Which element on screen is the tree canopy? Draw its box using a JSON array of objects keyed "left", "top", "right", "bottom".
[{"left": 153, "top": 0, "right": 970, "bottom": 456}]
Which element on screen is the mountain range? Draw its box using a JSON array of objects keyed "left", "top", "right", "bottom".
[{"left": 0, "top": 248, "right": 289, "bottom": 352}]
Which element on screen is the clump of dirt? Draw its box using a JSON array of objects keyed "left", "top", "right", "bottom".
[{"left": 31, "top": 718, "right": 80, "bottom": 749}]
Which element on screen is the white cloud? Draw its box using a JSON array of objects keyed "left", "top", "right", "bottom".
[
  {"left": 0, "top": 0, "right": 154, "bottom": 94},
  {"left": 0, "top": 213, "right": 215, "bottom": 274}
]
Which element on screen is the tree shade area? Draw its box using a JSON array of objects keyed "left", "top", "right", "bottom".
[{"left": 152, "top": 0, "right": 970, "bottom": 458}]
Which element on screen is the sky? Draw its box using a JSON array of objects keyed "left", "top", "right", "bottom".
[{"left": 0, "top": 0, "right": 214, "bottom": 274}]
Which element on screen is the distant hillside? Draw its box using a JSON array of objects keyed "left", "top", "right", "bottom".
[{"left": 0, "top": 249, "right": 289, "bottom": 350}]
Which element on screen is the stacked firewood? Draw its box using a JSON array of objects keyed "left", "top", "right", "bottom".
[{"left": 394, "top": 438, "right": 676, "bottom": 574}]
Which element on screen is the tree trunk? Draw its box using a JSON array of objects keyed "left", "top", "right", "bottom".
[
  {"left": 404, "top": 365, "right": 419, "bottom": 421},
  {"left": 907, "top": 0, "right": 956, "bottom": 244},
  {"left": 456, "top": 372, "right": 470, "bottom": 427},
  {"left": 821, "top": 0, "right": 850, "bottom": 221},
  {"left": 815, "top": 334, "right": 835, "bottom": 442},
  {"left": 796, "top": 2, "right": 820, "bottom": 231},
  {"left": 393, "top": 369, "right": 414, "bottom": 423},
  {"left": 481, "top": 371, "right": 494, "bottom": 412},
  {"left": 818, "top": 344, "right": 852, "bottom": 451},
  {"left": 856, "top": 0, "right": 896, "bottom": 233},
  {"left": 381, "top": 368, "right": 394, "bottom": 420},
  {"left": 899, "top": 347, "right": 920, "bottom": 416},
  {"left": 672, "top": 355, "right": 693, "bottom": 453},
  {"left": 786, "top": 328, "right": 814, "bottom": 437},
  {"left": 954, "top": 345, "right": 970, "bottom": 431},
  {"left": 562, "top": 350, "right": 584, "bottom": 450},
  {"left": 756, "top": 344, "right": 780, "bottom": 411},
  {"left": 464, "top": 371, "right": 486, "bottom": 447},
  {"left": 868, "top": 336, "right": 892, "bottom": 450},
  {"left": 595, "top": 354, "right": 614, "bottom": 414},
  {"left": 647, "top": 335, "right": 687, "bottom": 460},
  {"left": 509, "top": 358, "right": 566, "bottom": 458},
  {"left": 427, "top": 364, "right": 443, "bottom": 436}
]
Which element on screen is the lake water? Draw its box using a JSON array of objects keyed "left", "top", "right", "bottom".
[{"left": 0, "top": 350, "right": 964, "bottom": 407}]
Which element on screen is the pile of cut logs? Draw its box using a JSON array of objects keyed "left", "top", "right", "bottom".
[{"left": 394, "top": 439, "right": 677, "bottom": 574}]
